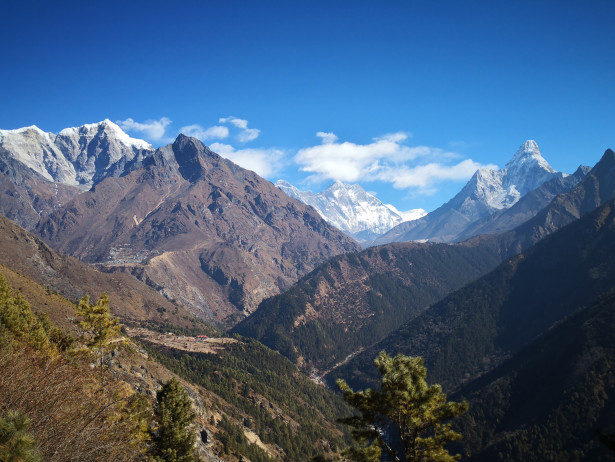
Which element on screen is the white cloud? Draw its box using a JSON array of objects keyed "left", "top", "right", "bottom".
[
  {"left": 179, "top": 124, "right": 229, "bottom": 140},
  {"left": 294, "top": 131, "right": 493, "bottom": 194},
  {"left": 375, "top": 159, "right": 497, "bottom": 189},
  {"left": 219, "top": 116, "right": 248, "bottom": 129},
  {"left": 219, "top": 116, "right": 260, "bottom": 142},
  {"left": 210, "top": 142, "right": 284, "bottom": 178},
  {"left": 316, "top": 132, "right": 338, "bottom": 144},
  {"left": 373, "top": 132, "right": 411, "bottom": 143},
  {"left": 237, "top": 128, "right": 260, "bottom": 143},
  {"left": 116, "top": 117, "right": 171, "bottom": 141}
]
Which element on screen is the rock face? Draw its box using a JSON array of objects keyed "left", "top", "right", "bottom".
[
  {"left": 276, "top": 179, "right": 425, "bottom": 244},
  {"left": 374, "top": 141, "right": 582, "bottom": 245},
  {"left": 0, "top": 120, "right": 154, "bottom": 190},
  {"left": 36, "top": 135, "right": 360, "bottom": 326},
  {"left": 0, "top": 147, "right": 82, "bottom": 229}
]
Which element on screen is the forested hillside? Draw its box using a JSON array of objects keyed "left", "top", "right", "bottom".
[
  {"left": 233, "top": 241, "right": 501, "bottom": 374},
  {"left": 148, "top": 338, "right": 351, "bottom": 461},
  {"left": 334, "top": 197, "right": 615, "bottom": 391},
  {"left": 455, "top": 289, "right": 615, "bottom": 461}
]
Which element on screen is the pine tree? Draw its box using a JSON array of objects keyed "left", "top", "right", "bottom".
[
  {"left": 152, "top": 378, "right": 199, "bottom": 462},
  {"left": 337, "top": 351, "right": 468, "bottom": 462},
  {"left": 0, "top": 410, "right": 42, "bottom": 462},
  {"left": 76, "top": 293, "right": 124, "bottom": 384}
]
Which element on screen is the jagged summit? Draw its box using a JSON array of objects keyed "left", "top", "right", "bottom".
[
  {"left": 170, "top": 134, "right": 212, "bottom": 182},
  {"left": 0, "top": 120, "right": 155, "bottom": 189},
  {"left": 0, "top": 125, "right": 48, "bottom": 136},
  {"left": 506, "top": 139, "right": 554, "bottom": 171},
  {"left": 461, "top": 140, "right": 560, "bottom": 211},
  {"left": 512, "top": 139, "right": 541, "bottom": 158},
  {"left": 59, "top": 119, "right": 152, "bottom": 150}
]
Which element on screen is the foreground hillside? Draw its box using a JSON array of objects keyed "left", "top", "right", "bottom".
[{"left": 0, "top": 255, "right": 352, "bottom": 461}]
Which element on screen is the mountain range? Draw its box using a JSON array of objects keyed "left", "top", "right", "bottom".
[
  {"left": 235, "top": 149, "right": 615, "bottom": 378},
  {"left": 0, "top": 120, "right": 153, "bottom": 188},
  {"left": 326, "top": 149, "right": 615, "bottom": 460},
  {"left": 275, "top": 179, "right": 426, "bottom": 244},
  {"left": 0, "top": 118, "right": 613, "bottom": 460},
  {"left": 373, "top": 140, "right": 587, "bottom": 245},
  {"left": 33, "top": 134, "right": 359, "bottom": 326},
  {"left": 0, "top": 121, "right": 360, "bottom": 327}
]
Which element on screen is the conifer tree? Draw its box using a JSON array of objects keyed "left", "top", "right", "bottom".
[
  {"left": 337, "top": 351, "right": 468, "bottom": 462},
  {"left": 152, "top": 378, "right": 199, "bottom": 462},
  {"left": 76, "top": 293, "right": 123, "bottom": 384},
  {"left": 0, "top": 410, "right": 42, "bottom": 462},
  {"left": 0, "top": 275, "right": 49, "bottom": 349}
]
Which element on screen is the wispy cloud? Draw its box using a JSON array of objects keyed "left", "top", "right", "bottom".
[
  {"left": 375, "top": 159, "right": 494, "bottom": 189},
  {"left": 219, "top": 116, "right": 260, "bottom": 142},
  {"left": 210, "top": 142, "right": 285, "bottom": 178},
  {"left": 295, "top": 132, "right": 493, "bottom": 194},
  {"left": 179, "top": 124, "right": 229, "bottom": 140},
  {"left": 116, "top": 117, "right": 171, "bottom": 141},
  {"left": 316, "top": 132, "right": 338, "bottom": 144}
]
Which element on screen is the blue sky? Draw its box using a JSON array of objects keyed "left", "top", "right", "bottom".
[{"left": 1, "top": 0, "right": 613, "bottom": 212}]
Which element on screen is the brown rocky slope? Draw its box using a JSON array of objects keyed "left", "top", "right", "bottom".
[
  {"left": 0, "top": 213, "right": 201, "bottom": 330},
  {"left": 36, "top": 135, "right": 360, "bottom": 326}
]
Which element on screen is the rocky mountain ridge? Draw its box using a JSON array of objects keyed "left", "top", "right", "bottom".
[
  {"left": 232, "top": 239, "right": 503, "bottom": 374},
  {"left": 0, "top": 148, "right": 82, "bottom": 229},
  {"left": 0, "top": 119, "right": 154, "bottom": 189}
]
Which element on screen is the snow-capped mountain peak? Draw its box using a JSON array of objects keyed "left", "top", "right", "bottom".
[
  {"left": 276, "top": 179, "right": 425, "bottom": 243},
  {"left": 372, "top": 140, "right": 584, "bottom": 246},
  {"left": 59, "top": 119, "right": 152, "bottom": 150},
  {"left": 0, "top": 120, "right": 154, "bottom": 189},
  {"left": 384, "top": 203, "right": 427, "bottom": 222},
  {"left": 506, "top": 139, "right": 555, "bottom": 173},
  {"left": 455, "top": 140, "right": 562, "bottom": 211},
  {"left": 0, "top": 125, "right": 46, "bottom": 136}
]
